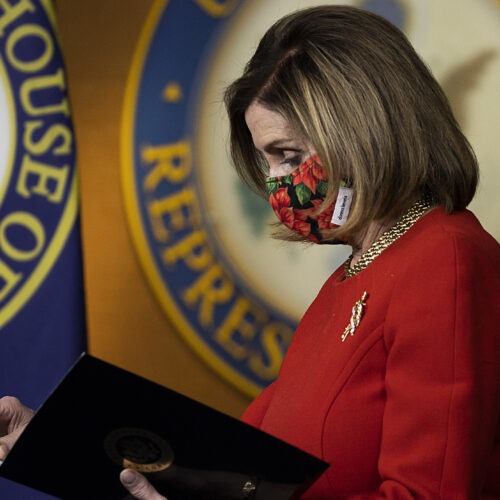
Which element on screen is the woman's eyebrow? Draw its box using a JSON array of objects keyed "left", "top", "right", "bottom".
[{"left": 261, "top": 138, "right": 301, "bottom": 154}]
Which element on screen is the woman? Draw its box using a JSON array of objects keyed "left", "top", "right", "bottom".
[{"left": 2, "top": 5, "right": 499, "bottom": 499}]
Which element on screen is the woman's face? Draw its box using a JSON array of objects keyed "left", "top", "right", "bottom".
[{"left": 245, "top": 101, "right": 315, "bottom": 177}]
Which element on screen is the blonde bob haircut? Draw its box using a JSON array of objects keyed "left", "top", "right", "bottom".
[{"left": 224, "top": 5, "right": 478, "bottom": 242}]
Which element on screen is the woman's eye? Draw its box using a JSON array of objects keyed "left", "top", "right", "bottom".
[{"left": 280, "top": 154, "right": 302, "bottom": 167}]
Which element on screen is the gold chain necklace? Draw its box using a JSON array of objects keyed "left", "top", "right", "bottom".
[{"left": 344, "top": 199, "right": 432, "bottom": 279}]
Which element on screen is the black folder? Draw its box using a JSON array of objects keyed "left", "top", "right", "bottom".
[{"left": 0, "top": 354, "right": 328, "bottom": 499}]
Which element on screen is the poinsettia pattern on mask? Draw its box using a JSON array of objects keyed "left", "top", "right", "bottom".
[{"left": 266, "top": 155, "right": 343, "bottom": 244}]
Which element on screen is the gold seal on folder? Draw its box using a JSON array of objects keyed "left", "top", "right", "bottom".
[{"left": 104, "top": 427, "right": 174, "bottom": 473}]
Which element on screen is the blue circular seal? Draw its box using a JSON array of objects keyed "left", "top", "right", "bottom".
[{"left": 0, "top": 0, "right": 78, "bottom": 328}]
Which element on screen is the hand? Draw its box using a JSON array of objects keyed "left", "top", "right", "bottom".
[
  {"left": 0, "top": 396, "right": 34, "bottom": 460},
  {"left": 119, "top": 465, "right": 297, "bottom": 500},
  {"left": 120, "top": 469, "right": 167, "bottom": 499}
]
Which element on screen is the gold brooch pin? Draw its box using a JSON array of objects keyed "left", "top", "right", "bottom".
[{"left": 341, "top": 291, "right": 368, "bottom": 342}]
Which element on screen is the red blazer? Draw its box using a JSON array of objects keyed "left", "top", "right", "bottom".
[{"left": 242, "top": 208, "right": 500, "bottom": 499}]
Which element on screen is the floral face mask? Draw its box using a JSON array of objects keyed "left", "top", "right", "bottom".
[{"left": 265, "top": 154, "right": 353, "bottom": 244}]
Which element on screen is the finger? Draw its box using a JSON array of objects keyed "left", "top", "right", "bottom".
[
  {"left": 120, "top": 469, "right": 168, "bottom": 500},
  {"left": 0, "top": 397, "right": 33, "bottom": 460},
  {"left": 0, "top": 397, "right": 34, "bottom": 433},
  {"left": 0, "top": 426, "right": 26, "bottom": 458},
  {"left": 0, "top": 441, "right": 9, "bottom": 460},
  {"left": 0, "top": 396, "right": 20, "bottom": 434}
]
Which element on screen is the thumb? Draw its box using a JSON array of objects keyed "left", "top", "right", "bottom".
[{"left": 120, "top": 469, "right": 167, "bottom": 500}]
